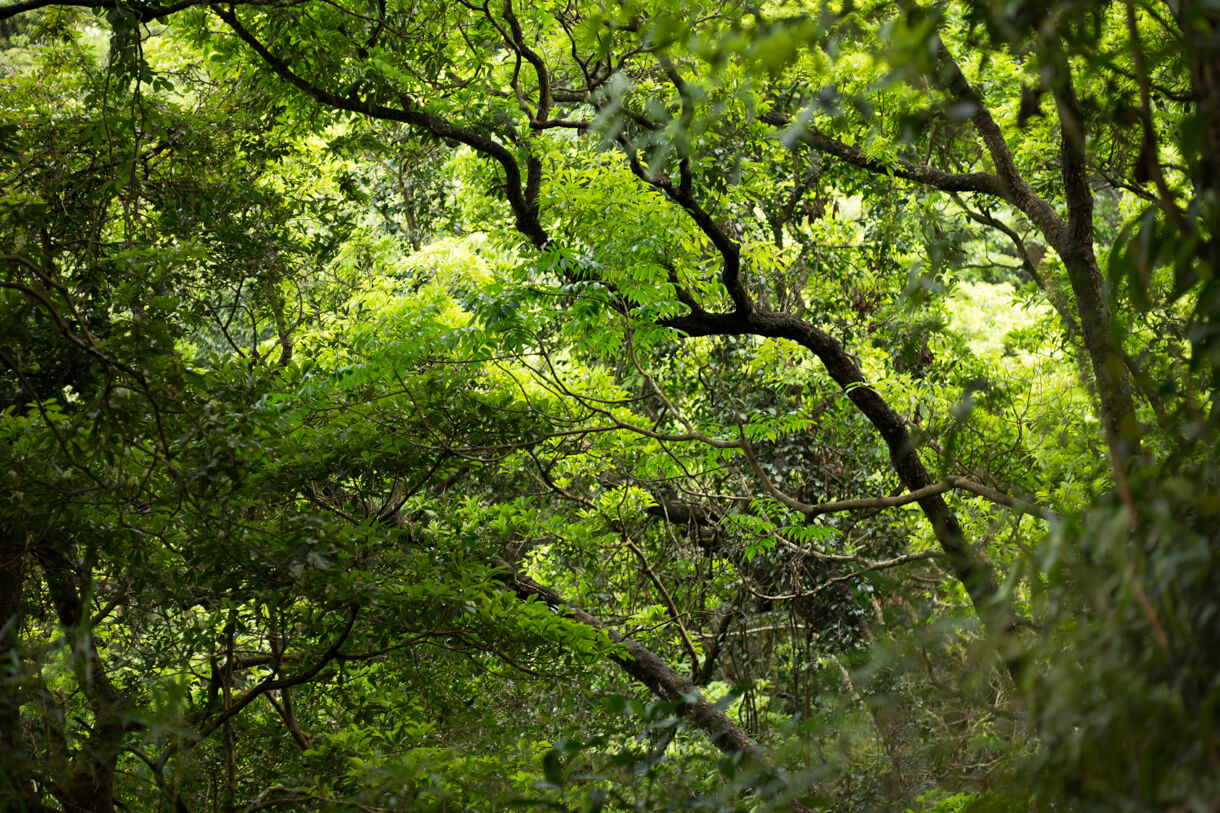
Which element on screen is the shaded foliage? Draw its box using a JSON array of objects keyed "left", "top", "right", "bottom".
[{"left": 1, "top": 1, "right": 1218, "bottom": 811}]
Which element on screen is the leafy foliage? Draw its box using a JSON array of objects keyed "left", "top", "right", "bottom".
[{"left": 2, "top": 1, "right": 1218, "bottom": 811}]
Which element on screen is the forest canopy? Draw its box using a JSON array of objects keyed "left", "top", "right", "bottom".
[{"left": 1, "top": 0, "right": 1218, "bottom": 810}]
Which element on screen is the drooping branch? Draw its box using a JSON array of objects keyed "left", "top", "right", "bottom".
[
  {"left": 0, "top": 0, "right": 201, "bottom": 21},
  {"left": 211, "top": 3, "right": 550, "bottom": 249},
  {"left": 498, "top": 0, "right": 551, "bottom": 123},
  {"left": 946, "top": 195, "right": 1081, "bottom": 331},
  {"left": 497, "top": 566, "right": 758, "bottom": 754},
  {"left": 745, "top": 466, "right": 1056, "bottom": 522},
  {"left": 942, "top": 476, "right": 1058, "bottom": 521}
]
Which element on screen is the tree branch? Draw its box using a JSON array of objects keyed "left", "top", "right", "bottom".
[
  {"left": 759, "top": 110, "right": 1008, "bottom": 198},
  {"left": 210, "top": 3, "right": 549, "bottom": 248},
  {"left": 0, "top": 0, "right": 202, "bottom": 21},
  {"left": 660, "top": 307, "right": 1017, "bottom": 644},
  {"left": 619, "top": 532, "right": 703, "bottom": 677},
  {"left": 185, "top": 607, "right": 357, "bottom": 748},
  {"left": 497, "top": 566, "right": 771, "bottom": 760},
  {"left": 931, "top": 38, "right": 1071, "bottom": 251},
  {"left": 744, "top": 550, "right": 942, "bottom": 601},
  {"left": 622, "top": 150, "right": 751, "bottom": 315}
]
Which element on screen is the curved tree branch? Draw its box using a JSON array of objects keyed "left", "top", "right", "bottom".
[
  {"left": 498, "top": 566, "right": 757, "bottom": 753},
  {"left": 759, "top": 111, "right": 1008, "bottom": 199},
  {"left": 660, "top": 307, "right": 1018, "bottom": 647},
  {"left": 0, "top": 0, "right": 202, "bottom": 21},
  {"left": 211, "top": 3, "right": 549, "bottom": 248}
]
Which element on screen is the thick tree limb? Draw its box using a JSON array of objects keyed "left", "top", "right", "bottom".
[
  {"left": 497, "top": 567, "right": 757, "bottom": 754},
  {"left": 759, "top": 111, "right": 1008, "bottom": 199},
  {"left": 762, "top": 475, "right": 1056, "bottom": 522},
  {"left": 0, "top": 0, "right": 200, "bottom": 21},
  {"left": 500, "top": 568, "right": 816, "bottom": 807},
  {"left": 929, "top": 41, "right": 1071, "bottom": 250},
  {"left": 36, "top": 545, "right": 140, "bottom": 813},
  {"left": 660, "top": 308, "right": 1018, "bottom": 644},
  {"left": 1046, "top": 55, "right": 1142, "bottom": 480}
]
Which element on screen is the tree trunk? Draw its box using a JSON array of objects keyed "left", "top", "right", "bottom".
[
  {"left": 37, "top": 546, "right": 128, "bottom": 813},
  {"left": 1, "top": 528, "right": 49, "bottom": 811}
]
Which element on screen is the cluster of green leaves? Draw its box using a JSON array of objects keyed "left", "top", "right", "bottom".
[{"left": 3, "top": 0, "right": 1220, "bottom": 811}]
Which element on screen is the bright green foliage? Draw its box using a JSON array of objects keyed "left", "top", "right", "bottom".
[{"left": 2, "top": 1, "right": 1219, "bottom": 812}]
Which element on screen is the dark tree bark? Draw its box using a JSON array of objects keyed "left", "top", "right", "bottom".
[
  {"left": 660, "top": 309, "right": 1012, "bottom": 639},
  {"left": 35, "top": 546, "right": 132, "bottom": 813},
  {"left": 500, "top": 567, "right": 759, "bottom": 755},
  {"left": 1, "top": 529, "right": 51, "bottom": 812},
  {"left": 499, "top": 568, "right": 818, "bottom": 810}
]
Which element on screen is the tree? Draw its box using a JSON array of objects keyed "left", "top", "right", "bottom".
[{"left": 1, "top": 0, "right": 1217, "bottom": 810}]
